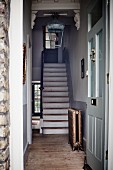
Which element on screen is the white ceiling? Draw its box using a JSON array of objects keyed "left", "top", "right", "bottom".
[{"left": 32, "top": 0, "right": 80, "bottom": 17}]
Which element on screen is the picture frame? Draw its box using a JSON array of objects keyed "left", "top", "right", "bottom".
[
  {"left": 23, "top": 43, "right": 27, "bottom": 84},
  {"left": 81, "top": 58, "right": 85, "bottom": 78}
]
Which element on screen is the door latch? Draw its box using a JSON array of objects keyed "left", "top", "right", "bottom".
[
  {"left": 105, "top": 150, "right": 108, "bottom": 160},
  {"left": 90, "top": 49, "right": 96, "bottom": 62},
  {"left": 107, "top": 73, "right": 109, "bottom": 84}
]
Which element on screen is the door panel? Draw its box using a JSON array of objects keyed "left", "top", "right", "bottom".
[
  {"left": 95, "top": 118, "right": 102, "bottom": 160},
  {"left": 87, "top": 16, "right": 104, "bottom": 170}
]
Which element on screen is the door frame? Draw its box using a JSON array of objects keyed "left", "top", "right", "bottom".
[
  {"left": 104, "top": 0, "right": 109, "bottom": 169},
  {"left": 108, "top": 0, "right": 113, "bottom": 169},
  {"left": 9, "top": 0, "right": 24, "bottom": 169},
  {"left": 27, "top": 34, "right": 32, "bottom": 145}
]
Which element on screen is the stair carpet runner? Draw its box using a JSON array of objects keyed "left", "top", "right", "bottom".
[{"left": 42, "top": 63, "right": 69, "bottom": 134}]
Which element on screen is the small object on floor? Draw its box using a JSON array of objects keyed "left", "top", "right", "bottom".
[
  {"left": 83, "top": 156, "right": 92, "bottom": 170},
  {"left": 72, "top": 142, "right": 83, "bottom": 151}
]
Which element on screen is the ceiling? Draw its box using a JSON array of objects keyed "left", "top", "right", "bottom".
[
  {"left": 36, "top": 10, "right": 75, "bottom": 17},
  {"left": 32, "top": 0, "right": 80, "bottom": 17}
]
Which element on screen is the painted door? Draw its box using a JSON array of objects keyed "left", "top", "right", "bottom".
[{"left": 87, "top": 1, "right": 105, "bottom": 169}]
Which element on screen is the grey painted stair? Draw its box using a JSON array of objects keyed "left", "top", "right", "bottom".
[
  {"left": 44, "top": 68, "right": 66, "bottom": 73},
  {"left": 43, "top": 103, "right": 69, "bottom": 109},
  {"left": 42, "top": 63, "right": 69, "bottom": 134},
  {"left": 43, "top": 91, "right": 68, "bottom": 97},
  {"left": 43, "top": 108, "right": 68, "bottom": 114},
  {"left": 43, "top": 97, "right": 69, "bottom": 103},
  {"left": 43, "top": 81, "right": 67, "bottom": 87},
  {"left": 44, "top": 72, "right": 67, "bottom": 77},
  {"left": 43, "top": 120, "right": 68, "bottom": 128},
  {"left": 44, "top": 63, "right": 66, "bottom": 68},
  {"left": 42, "top": 127, "right": 68, "bottom": 134},
  {"left": 43, "top": 76, "right": 67, "bottom": 82},
  {"left": 43, "top": 114, "right": 68, "bottom": 120},
  {"left": 43, "top": 87, "right": 68, "bottom": 92}
]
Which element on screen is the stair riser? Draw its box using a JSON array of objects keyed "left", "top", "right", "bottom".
[
  {"left": 43, "top": 109, "right": 68, "bottom": 114},
  {"left": 44, "top": 63, "right": 66, "bottom": 68},
  {"left": 43, "top": 129, "right": 68, "bottom": 134},
  {"left": 43, "top": 82, "right": 67, "bottom": 86},
  {"left": 43, "top": 103, "right": 69, "bottom": 108},
  {"left": 43, "top": 87, "right": 68, "bottom": 92},
  {"left": 43, "top": 77, "right": 67, "bottom": 82},
  {"left": 43, "top": 92, "right": 68, "bottom": 97},
  {"left": 44, "top": 72, "right": 67, "bottom": 77},
  {"left": 44, "top": 68, "right": 66, "bottom": 72},
  {"left": 43, "top": 97, "right": 69, "bottom": 103},
  {"left": 43, "top": 122, "right": 68, "bottom": 127},
  {"left": 43, "top": 115, "right": 68, "bottom": 120}
]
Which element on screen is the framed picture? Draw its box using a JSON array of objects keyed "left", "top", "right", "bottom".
[
  {"left": 23, "top": 43, "right": 27, "bottom": 84},
  {"left": 81, "top": 58, "right": 85, "bottom": 78}
]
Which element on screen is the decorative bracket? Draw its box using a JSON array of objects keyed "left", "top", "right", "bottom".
[
  {"left": 74, "top": 10, "right": 80, "bottom": 30},
  {"left": 31, "top": 11, "right": 37, "bottom": 29}
]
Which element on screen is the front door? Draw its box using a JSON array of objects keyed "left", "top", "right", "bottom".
[{"left": 87, "top": 1, "right": 105, "bottom": 169}]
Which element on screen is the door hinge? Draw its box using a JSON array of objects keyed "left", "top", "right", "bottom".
[
  {"left": 107, "top": 73, "right": 109, "bottom": 84},
  {"left": 105, "top": 150, "right": 108, "bottom": 160},
  {"left": 107, "top": 0, "right": 110, "bottom": 5}
]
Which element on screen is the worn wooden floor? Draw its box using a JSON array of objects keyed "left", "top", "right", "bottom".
[{"left": 25, "top": 131, "right": 85, "bottom": 170}]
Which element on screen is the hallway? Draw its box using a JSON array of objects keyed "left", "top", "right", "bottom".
[{"left": 25, "top": 131, "right": 85, "bottom": 170}]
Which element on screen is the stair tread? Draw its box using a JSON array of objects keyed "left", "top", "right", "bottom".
[
  {"left": 44, "top": 64, "right": 66, "bottom": 66},
  {"left": 44, "top": 71, "right": 66, "bottom": 72},
  {"left": 43, "top": 82, "right": 67, "bottom": 86},
  {"left": 43, "top": 120, "right": 68, "bottom": 122},
  {"left": 43, "top": 102, "right": 69, "bottom": 103},
  {"left": 43, "top": 114, "right": 68, "bottom": 116},
  {"left": 44, "top": 73, "right": 67, "bottom": 78},
  {"left": 43, "top": 108, "right": 69, "bottom": 110},
  {"left": 43, "top": 87, "right": 68, "bottom": 91},
  {"left": 42, "top": 127, "right": 68, "bottom": 129},
  {"left": 43, "top": 96, "right": 69, "bottom": 98},
  {"left": 44, "top": 108, "right": 69, "bottom": 109},
  {"left": 43, "top": 91, "right": 68, "bottom": 92},
  {"left": 43, "top": 90, "right": 68, "bottom": 91},
  {"left": 44, "top": 81, "right": 67, "bottom": 82},
  {"left": 44, "top": 67, "right": 66, "bottom": 69}
]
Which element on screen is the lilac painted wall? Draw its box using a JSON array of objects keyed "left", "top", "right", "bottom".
[
  {"left": 32, "top": 17, "right": 74, "bottom": 81},
  {"left": 65, "top": 0, "right": 88, "bottom": 102}
]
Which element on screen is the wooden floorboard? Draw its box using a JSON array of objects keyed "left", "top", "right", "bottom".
[{"left": 25, "top": 131, "right": 85, "bottom": 170}]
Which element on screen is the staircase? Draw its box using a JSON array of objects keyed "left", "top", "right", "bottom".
[{"left": 42, "top": 63, "right": 69, "bottom": 134}]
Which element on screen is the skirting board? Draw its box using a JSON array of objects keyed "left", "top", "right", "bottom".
[{"left": 24, "top": 143, "right": 29, "bottom": 167}]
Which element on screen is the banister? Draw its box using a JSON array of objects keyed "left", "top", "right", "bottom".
[{"left": 40, "top": 51, "right": 44, "bottom": 118}]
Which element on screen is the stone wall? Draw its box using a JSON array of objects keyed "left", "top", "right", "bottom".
[{"left": 0, "top": 1, "right": 10, "bottom": 169}]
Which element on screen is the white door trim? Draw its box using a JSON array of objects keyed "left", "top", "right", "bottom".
[
  {"left": 9, "top": 0, "right": 24, "bottom": 169},
  {"left": 27, "top": 34, "right": 32, "bottom": 144},
  {"left": 108, "top": 0, "right": 113, "bottom": 169},
  {"left": 104, "top": 1, "right": 109, "bottom": 169}
]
